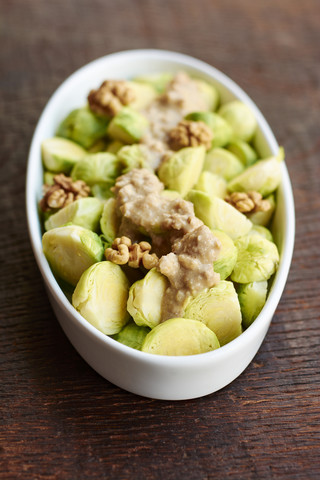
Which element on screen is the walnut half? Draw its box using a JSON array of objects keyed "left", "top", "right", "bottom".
[
  {"left": 167, "top": 120, "right": 213, "bottom": 151},
  {"left": 88, "top": 80, "right": 136, "bottom": 117},
  {"left": 225, "top": 191, "right": 271, "bottom": 214},
  {"left": 40, "top": 174, "right": 90, "bottom": 212},
  {"left": 105, "top": 236, "right": 159, "bottom": 269}
]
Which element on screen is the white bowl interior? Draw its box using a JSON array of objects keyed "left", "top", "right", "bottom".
[{"left": 26, "top": 50, "right": 295, "bottom": 400}]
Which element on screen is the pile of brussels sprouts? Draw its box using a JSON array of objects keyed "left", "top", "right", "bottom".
[{"left": 41, "top": 72, "right": 282, "bottom": 356}]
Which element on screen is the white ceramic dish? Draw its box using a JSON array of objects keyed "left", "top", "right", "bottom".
[{"left": 26, "top": 49, "right": 295, "bottom": 400}]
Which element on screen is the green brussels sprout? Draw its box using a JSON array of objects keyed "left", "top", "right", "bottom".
[
  {"left": 194, "top": 79, "right": 219, "bottom": 111},
  {"left": 90, "top": 183, "right": 114, "bottom": 200},
  {"left": 158, "top": 146, "right": 205, "bottom": 196},
  {"left": 107, "top": 107, "right": 149, "bottom": 144},
  {"left": 106, "top": 140, "right": 125, "bottom": 154},
  {"left": 237, "top": 281, "right": 268, "bottom": 329},
  {"left": 185, "top": 190, "right": 252, "bottom": 239},
  {"left": 42, "top": 225, "right": 104, "bottom": 286},
  {"left": 204, "top": 147, "right": 245, "bottom": 181},
  {"left": 184, "top": 281, "right": 242, "bottom": 346},
  {"left": 44, "top": 197, "right": 103, "bottom": 232},
  {"left": 141, "top": 318, "right": 220, "bottom": 356},
  {"left": 227, "top": 140, "right": 258, "bottom": 167},
  {"left": 227, "top": 148, "right": 284, "bottom": 197},
  {"left": 56, "top": 107, "right": 109, "bottom": 149},
  {"left": 247, "top": 194, "right": 276, "bottom": 226},
  {"left": 218, "top": 100, "right": 257, "bottom": 142},
  {"left": 87, "top": 138, "right": 109, "bottom": 153},
  {"left": 127, "top": 268, "right": 168, "bottom": 329},
  {"left": 71, "top": 152, "right": 121, "bottom": 186},
  {"left": 248, "top": 225, "right": 274, "bottom": 242},
  {"left": 231, "top": 235, "right": 279, "bottom": 283},
  {"left": 43, "top": 171, "right": 55, "bottom": 185},
  {"left": 117, "top": 144, "right": 148, "bottom": 173},
  {"left": 100, "top": 198, "right": 120, "bottom": 243},
  {"left": 195, "top": 171, "right": 227, "bottom": 199},
  {"left": 72, "top": 261, "right": 130, "bottom": 335},
  {"left": 133, "top": 72, "right": 173, "bottom": 93},
  {"left": 185, "top": 112, "right": 233, "bottom": 148},
  {"left": 41, "top": 137, "right": 87, "bottom": 173},
  {"left": 211, "top": 229, "right": 238, "bottom": 280},
  {"left": 112, "top": 320, "right": 150, "bottom": 350},
  {"left": 127, "top": 81, "right": 158, "bottom": 110}
]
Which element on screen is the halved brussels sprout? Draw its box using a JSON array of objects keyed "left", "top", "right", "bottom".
[
  {"left": 133, "top": 72, "right": 174, "bottom": 93},
  {"left": 195, "top": 171, "right": 227, "bottom": 199},
  {"left": 247, "top": 194, "right": 276, "bottom": 226},
  {"left": 107, "top": 107, "right": 149, "bottom": 144},
  {"left": 72, "top": 261, "right": 130, "bottom": 335},
  {"left": 43, "top": 171, "right": 55, "bottom": 186},
  {"left": 211, "top": 229, "right": 238, "bottom": 280},
  {"left": 184, "top": 281, "right": 242, "bottom": 346},
  {"left": 44, "top": 197, "right": 103, "bottom": 232},
  {"left": 248, "top": 225, "right": 274, "bottom": 242},
  {"left": 227, "top": 148, "right": 284, "bottom": 197},
  {"left": 194, "top": 79, "right": 219, "bottom": 111},
  {"left": 185, "top": 112, "right": 233, "bottom": 148},
  {"left": 141, "top": 318, "right": 220, "bottom": 356},
  {"left": 117, "top": 144, "right": 148, "bottom": 173},
  {"left": 41, "top": 137, "right": 86, "bottom": 173},
  {"left": 90, "top": 182, "right": 114, "bottom": 200},
  {"left": 42, "top": 225, "right": 104, "bottom": 286},
  {"left": 231, "top": 235, "right": 279, "bottom": 283},
  {"left": 106, "top": 140, "right": 125, "bottom": 154},
  {"left": 185, "top": 190, "right": 252, "bottom": 239},
  {"left": 158, "top": 146, "right": 205, "bottom": 196},
  {"left": 127, "top": 268, "right": 168, "bottom": 329},
  {"left": 71, "top": 152, "right": 121, "bottom": 186},
  {"left": 112, "top": 320, "right": 150, "bottom": 350},
  {"left": 218, "top": 100, "right": 257, "bottom": 142},
  {"left": 227, "top": 140, "right": 258, "bottom": 166},
  {"left": 100, "top": 198, "right": 120, "bottom": 243},
  {"left": 128, "top": 81, "right": 158, "bottom": 110},
  {"left": 87, "top": 137, "right": 109, "bottom": 153},
  {"left": 56, "top": 107, "right": 109, "bottom": 149},
  {"left": 237, "top": 280, "right": 268, "bottom": 329},
  {"left": 204, "top": 147, "right": 245, "bottom": 181}
]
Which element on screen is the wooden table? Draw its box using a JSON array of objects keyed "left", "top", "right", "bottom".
[{"left": 1, "top": 0, "right": 319, "bottom": 478}]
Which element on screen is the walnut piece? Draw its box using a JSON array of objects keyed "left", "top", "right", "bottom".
[
  {"left": 88, "top": 80, "right": 136, "bottom": 117},
  {"left": 225, "top": 191, "right": 271, "bottom": 214},
  {"left": 105, "top": 236, "right": 159, "bottom": 269},
  {"left": 40, "top": 174, "right": 90, "bottom": 212},
  {"left": 167, "top": 120, "right": 213, "bottom": 151}
]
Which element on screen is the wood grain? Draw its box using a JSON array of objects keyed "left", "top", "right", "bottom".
[{"left": 1, "top": 0, "right": 320, "bottom": 478}]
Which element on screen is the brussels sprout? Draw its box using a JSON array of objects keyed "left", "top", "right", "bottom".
[
  {"left": 100, "top": 198, "right": 120, "bottom": 243},
  {"left": 231, "top": 235, "right": 279, "bottom": 283},
  {"left": 41, "top": 137, "right": 87, "bottom": 173},
  {"left": 43, "top": 171, "right": 55, "bottom": 185},
  {"left": 117, "top": 144, "right": 148, "bottom": 173},
  {"left": 141, "top": 318, "right": 220, "bottom": 356},
  {"left": 204, "top": 147, "right": 245, "bottom": 181},
  {"left": 72, "top": 261, "right": 130, "bottom": 335},
  {"left": 71, "top": 152, "right": 121, "bottom": 186},
  {"left": 218, "top": 100, "right": 257, "bottom": 142},
  {"left": 194, "top": 79, "right": 219, "bottom": 111},
  {"left": 237, "top": 281, "right": 268, "bottom": 329},
  {"left": 42, "top": 225, "right": 104, "bottom": 286},
  {"left": 160, "top": 190, "right": 181, "bottom": 200},
  {"left": 227, "top": 148, "right": 284, "bottom": 197},
  {"left": 128, "top": 81, "right": 158, "bottom": 110},
  {"left": 185, "top": 112, "right": 232, "bottom": 148},
  {"left": 91, "top": 182, "right": 114, "bottom": 200},
  {"left": 112, "top": 320, "right": 150, "bottom": 350},
  {"left": 184, "top": 281, "right": 242, "bottom": 346},
  {"left": 106, "top": 140, "right": 125, "bottom": 154},
  {"left": 87, "top": 138, "right": 109, "bottom": 153},
  {"left": 227, "top": 140, "right": 258, "bottom": 166},
  {"left": 247, "top": 194, "right": 276, "bottom": 227},
  {"left": 211, "top": 229, "right": 238, "bottom": 280},
  {"left": 195, "top": 171, "right": 227, "bottom": 199},
  {"left": 56, "top": 107, "right": 109, "bottom": 149},
  {"left": 185, "top": 190, "right": 252, "bottom": 239},
  {"left": 44, "top": 197, "right": 103, "bottom": 232},
  {"left": 107, "top": 107, "right": 149, "bottom": 144},
  {"left": 158, "top": 146, "right": 205, "bottom": 196},
  {"left": 248, "top": 225, "right": 274, "bottom": 242},
  {"left": 127, "top": 268, "right": 168, "bottom": 329},
  {"left": 133, "top": 72, "right": 173, "bottom": 93}
]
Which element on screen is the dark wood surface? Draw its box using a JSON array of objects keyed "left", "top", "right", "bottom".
[{"left": 1, "top": 0, "right": 320, "bottom": 478}]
